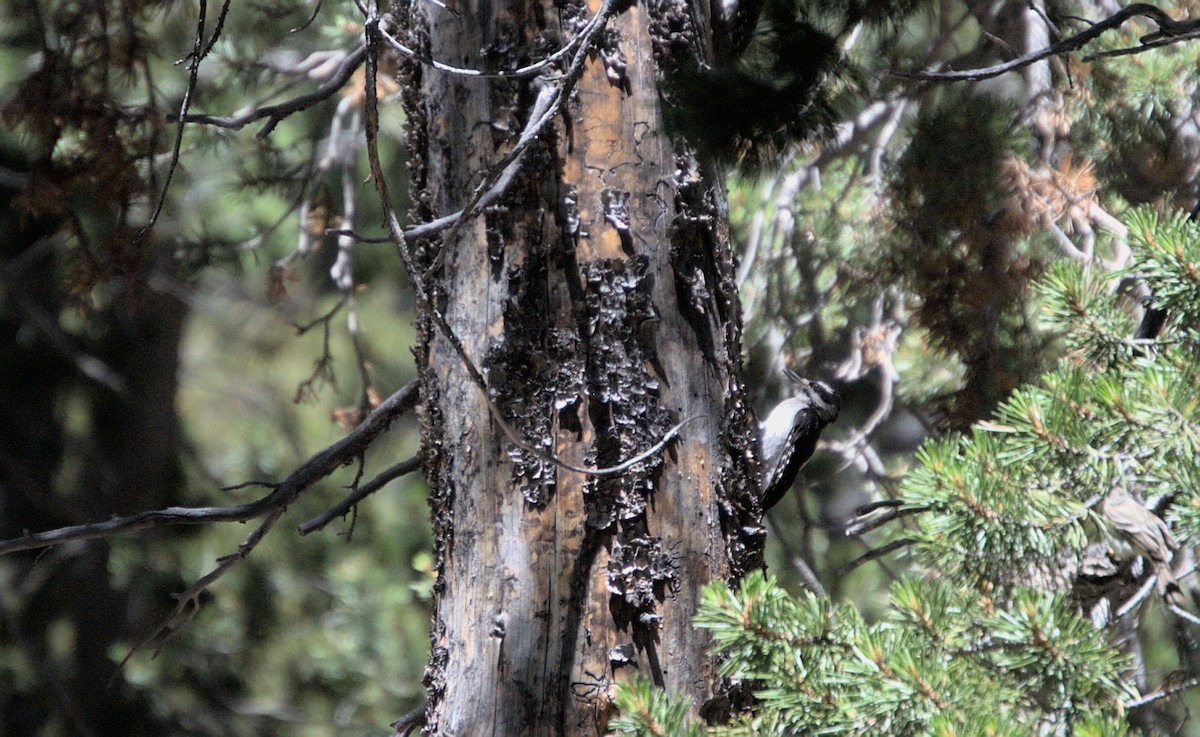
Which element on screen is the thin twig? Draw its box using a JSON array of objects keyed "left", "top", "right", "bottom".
[
  {"left": 892, "top": 4, "right": 1198, "bottom": 82},
  {"left": 143, "top": 0, "right": 212, "bottom": 232},
  {"left": 325, "top": 227, "right": 390, "bottom": 243},
  {"left": 843, "top": 504, "right": 925, "bottom": 537},
  {"left": 855, "top": 498, "right": 902, "bottom": 515},
  {"left": 293, "top": 297, "right": 341, "bottom": 403},
  {"left": 1126, "top": 676, "right": 1200, "bottom": 709},
  {"left": 290, "top": 0, "right": 325, "bottom": 34},
  {"left": 199, "top": 0, "right": 233, "bottom": 60},
  {"left": 293, "top": 293, "right": 348, "bottom": 335},
  {"left": 379, "top": 13, "right": 596, "bottom": 79},
  {"left": 176, "top": 44, "right": 368, "bottom": 138},
  {"left": 299, "top": 455, "right": 423, "bottom": 535},
  {"left": 836, "top": 538, "right": 914, "bottom": 575},
  {"left": 1085, "top": 28, "right": 1200, "bottom": 59},
  {"left": 763, "top": 518, "right": 826, "bottom": 597},
  {"left": 1115, "top": 575, "right": 1159, "bottom": 618},
  {"left": 1168, "top": 603, "right": 1200, "bottom": 626},
  {"left": 117, "top": 508, "right": 284, "bottom": 670},
  {"left": 426, "top": 77, "right": 558, "bottom": 272}
]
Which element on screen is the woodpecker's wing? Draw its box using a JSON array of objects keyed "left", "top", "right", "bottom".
[{"left": 759, "top": 407, "right": 824, "bottom": 511}]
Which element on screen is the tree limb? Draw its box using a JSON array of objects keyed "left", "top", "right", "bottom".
[
  {"left": 143, "top": 0, "right": 232, "bottom": 231},
  {"left": 0, "top": 380, "right": 419, "bottom": 555},
  {"left": 378, "top": 12, "right": 599, "bottom": 79},
  {"left": 175, "top": 43, "right": 368, "bottom": 138},
  {"left": 1126, "top": 675, "right": 1200, "bottom": 709},
  {"left": 836, "top": 538, "right": 914, "bottom": 575},
  {"left": 299, "top": 454, "right": 423, "bottom": 535},
  {"left": 892, "top": 4, "right": 1200, "bottom": 82},
  {"left": 118, "top": 508, "right": 285, "bottom": 669}
]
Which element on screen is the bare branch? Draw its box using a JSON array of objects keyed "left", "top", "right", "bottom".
[
  {"left": 199, "top": 0, "right": 233, "bottom": 60},
  {"left": 1126, "top": 676, "right": 1200, "bottom": 709},
  {"left": 843, "top": 502, "right": 926, "bottom": 537},
  {"left": 892, "top": 4, "right": 1199, "bottom": 82},
  {"left": 1085, "top": 29, "right": 1200, "bottom": 59},
  {"left": 299, "top": 455, "right": 423, "bottom": 535},
  {"left": 378, "top": 12, "right": 598, "bottom": 79},
  {"left": 425, "top": 76, "right": 559, "bottom": 272},
  {"left": 118, "top": 508, "right": 284, "bottom": 669},
  {"left": 175, "top": 44, "right": 368, "bottom": 138},
  {"left": 290, "top": 0, "right": 325, "bottom": 34},
  {"left": 1115, "top": 574, "right": 1159, "bottom": 618},
  {"left": 763, "top": 517, "right": 826, "bottom": 596},
  {"left": 0, "top": 381, "right": 419, "bottom": 555},
  {"left": 143, "top": 0, "right": 223, "bottom": 232},
  {"left": 836, "top": 538, "right": 915, "bottom": 575},
  {"left": 391, "top": 704, "right": 428, "bottom": 736},
  {"left": 1168, "top": 603, "right": 1200, "bottom": 626}
]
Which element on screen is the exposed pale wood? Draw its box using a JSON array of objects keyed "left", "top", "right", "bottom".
[{"left": 405, "top": 0, "right": 758, "bottom": 731}]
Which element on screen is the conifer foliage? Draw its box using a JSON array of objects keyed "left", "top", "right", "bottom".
[
  {"left": 4, "top": 0, "right": 1200, "bottom": 730},
  {"left": 612, "top": 207, "right": 1200, "bottom": 734}
]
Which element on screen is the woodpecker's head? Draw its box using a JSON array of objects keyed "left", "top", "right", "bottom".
[
  {"left": 781, "top": 369, "right": 840, "bottom": 424},
  {"left": 805, "top": 380, "right": 840, "bottom": 424}
]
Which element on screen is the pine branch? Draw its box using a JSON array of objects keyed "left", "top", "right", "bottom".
[{"left": 893, "top": 4, "right": 1200, "bottom": 82}]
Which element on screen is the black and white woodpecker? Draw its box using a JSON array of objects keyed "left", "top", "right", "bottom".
[{"left": 758, "top": 371, "right": 841, "bottom": 511}]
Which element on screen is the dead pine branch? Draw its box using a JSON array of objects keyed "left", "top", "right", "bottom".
[
  {"left": 174, "top": 44, "right": 368, "bottom": 137},
  {"left": 299, "top": 454, "right": 424, "bottom": 535},
  {"left": 893, "top": 4, "right": 1200, "bottom": 83},
  {"left": 0, "top": 381, "right": 420, "bottom": 556}
]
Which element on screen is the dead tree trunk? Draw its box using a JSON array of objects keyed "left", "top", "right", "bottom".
[{"left": 397, "top": 0, "right": 760, "bottom": 732}]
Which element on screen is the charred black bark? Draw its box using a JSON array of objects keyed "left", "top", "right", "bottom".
[{"left": 398, "top": 0, "right": 762, "bottom": 729}]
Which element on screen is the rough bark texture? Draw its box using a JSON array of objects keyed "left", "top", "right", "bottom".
[{"left": 398, "top": 0, "right": 761, "bottom": 732}]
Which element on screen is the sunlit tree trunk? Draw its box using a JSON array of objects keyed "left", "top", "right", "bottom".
[{"left": 398, "top": 0, "right": 761, "bottom": 732}]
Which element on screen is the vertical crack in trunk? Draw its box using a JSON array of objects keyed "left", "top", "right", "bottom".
[{"left": 397, "top": 0, "right": 761, "bottom": 730}]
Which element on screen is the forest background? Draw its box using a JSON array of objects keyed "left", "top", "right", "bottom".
[{"left": 2, "top": 0, "right": 1200, "bottom": 733}]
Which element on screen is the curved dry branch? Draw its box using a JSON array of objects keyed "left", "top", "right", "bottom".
[
  {"left": 0, "top": 381, "right": 419, "bottom": 555},
  {"left": 836, "top": 538, "right": 915, "bottom": 575},
  {"left": 1085, "top": 28, "right": 1200, "bottom": 59},
  {"left": 378, "top": 11, "right": 599, "bottom": 79},
  {"left": 299, "top": 454, "right": 423, "bottom": 535},
  {"left": 144, "top": 0, "right": 234, "bottom": 231},
  {"left": 175, "top": 43, "right": 368, "bottom": 138},
  {"left": 893, "top": 4, "right": 1199, "bottom": 82},
  {"left": 118, "top": 508, "right": 285, "bottom": 667},
  {"left": 1126, "top": 675, "right": 1200, "bottom": 709}
]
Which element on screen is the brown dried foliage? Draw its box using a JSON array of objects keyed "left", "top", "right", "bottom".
[{"left": 2, "top": 0, "right": 165, "bottom": 295}]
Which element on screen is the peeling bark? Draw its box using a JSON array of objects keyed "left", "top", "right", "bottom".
[{"left": 397, "top": 0, "right": 760, "bottom": 731}]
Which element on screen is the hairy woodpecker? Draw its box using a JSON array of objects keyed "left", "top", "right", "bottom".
[{"left": 759, "top": 373, "right": 840, "bottom": 511}]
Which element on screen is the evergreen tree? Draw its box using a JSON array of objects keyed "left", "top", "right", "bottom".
[
  {"left": 2, "top": 0, "right": 1200, "bottom": 732},
  {"left": 613, "top": 207, "right": 1200, "bottom": 734}
]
